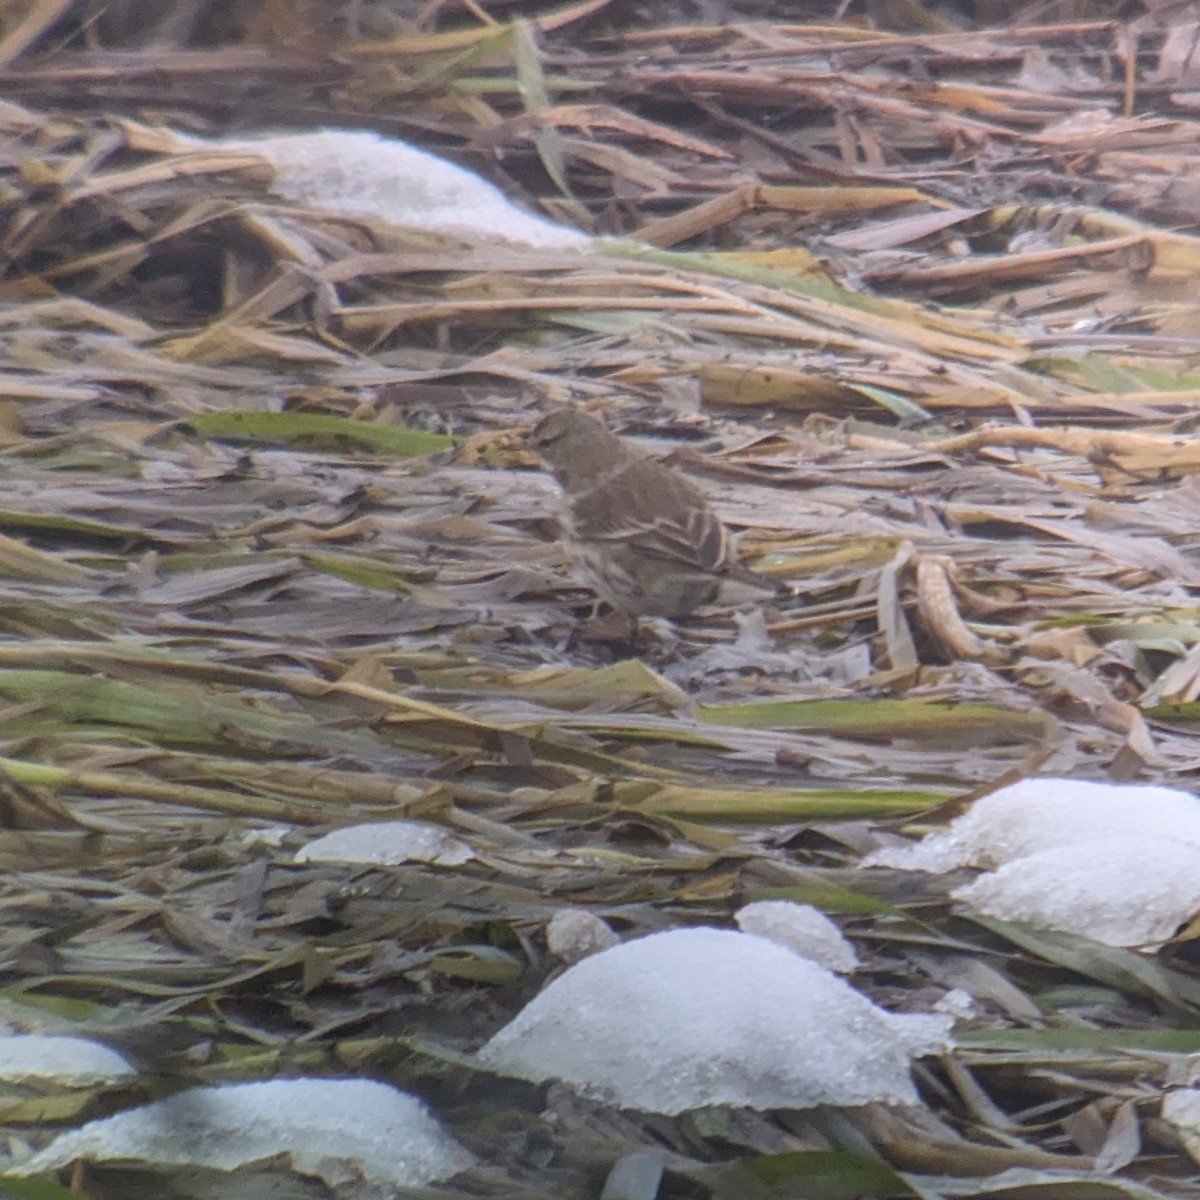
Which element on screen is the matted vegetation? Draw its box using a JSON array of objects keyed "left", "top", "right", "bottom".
[{"left": 0, "top": 0, "right": 1198, "bottom": 1196}]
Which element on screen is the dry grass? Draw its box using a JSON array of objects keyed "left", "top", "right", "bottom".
[{"left": 0, "top": 1, "right": 1197, "bottom": 1196}]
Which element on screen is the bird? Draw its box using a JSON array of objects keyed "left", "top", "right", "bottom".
[{"left": 529, "top": 407, "right": 782, "bottom": 619}]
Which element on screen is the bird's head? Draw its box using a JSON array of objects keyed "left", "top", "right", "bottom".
[{"left": 528, "top": 408, "right": 630, "bottom": 488}]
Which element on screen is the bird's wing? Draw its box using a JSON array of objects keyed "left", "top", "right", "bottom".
[{"left": 570, "top": 458, "right": 734, "bottom": 573}]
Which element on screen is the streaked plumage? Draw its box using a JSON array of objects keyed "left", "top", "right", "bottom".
[{"left": 530, "top": 408, "right": 780, "bottom": 618}]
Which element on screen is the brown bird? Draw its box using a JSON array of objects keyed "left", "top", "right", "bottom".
[{"left": 530, "top": 408, "right": 781, "bottom": 618}]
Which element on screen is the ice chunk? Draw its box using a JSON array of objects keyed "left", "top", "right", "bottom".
[
  {"left": 864, "top": 778, "right": 1200, "bottom": 872},
  {"left": 866, "top": 777, "right": 1200, "bottom": 947},
  {"left": 933, "top": 989, "right": 978, "bottom": 1020},
  {"left": 6, "top": 1078, "right": 474, "bottom": 1188},
  {"left": 477, "top": 928, "right": 952, "bottom": 1113},
  {"left": 185, "top": 129, "right": 589, "bottom": 248},
  {"left": 1164, "top": 1088, "right": 1200, "bottom": 1166},
  {"left": 295, "top": 819, "right": 474, "bottom": 866},
  {"left": 953, "top": 834, "right": 1200, "bottom": 948},
  {"left": 735, "top": 901, "right": 859, "bottom": 973},
  {"left": 240, "top": 824, "right": 290, "bottom": 848},
  {"left": 0, "top": 1035, "right": 135, "bottom": 1085},
  {"left": 546, "top": 909, "right": 619, "bottom": 962}
]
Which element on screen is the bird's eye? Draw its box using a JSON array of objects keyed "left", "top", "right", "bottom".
[{"left": 531, "top": 425, "right": 564, "bottom": 449}]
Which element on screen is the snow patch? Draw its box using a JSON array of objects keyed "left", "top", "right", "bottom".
[
  {"left": 735, "top": 900, "right": 859, "bottom": 973},
  {"left": 0, "top": 1035, "right": 136, "bottom": 1086},
  {"left": 184, "top": 129, "right": 590, "bottom": 248},
  {"left": 6, "top": 1078, "right": 474, "bottom": 1189},
  {"left": 864, "top": 777, "right": 1200, "bottom": 872},
  {"left": 863, "top": 777, "right": 1200, "bottom": 948},
  {"left": 477, "top": 927, "right": 951, "bottom": 1113},
  {"left": 1164, "top": 1089, "right": 1200, "bottom": 1167},
  {"left": 295, "top": 819, "right": 474, "bottom": 866},
  {"left": 546, "top": 909, "right": 619, "bottom": 962},
  {"left": 933, "top": 988, "right": 978, "bottom": 1020},
  {"left": 954, "top": 834, "right": 1200, "bottom": 948}
]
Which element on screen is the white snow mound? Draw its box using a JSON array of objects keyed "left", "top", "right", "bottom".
[
  {"left": 295, "top": 819, "right": 474, "bottom": 866},
  {"left": 1164, "top": 1089, "right": 1200, "bottom": 1167},
  {"left": 5, "top": 1078, "right": 474, "bottom": 1188},
  {"left": 735, "top": 900, "right": 859, "bottom": 973},
  {"left": 864, "top": 777, "right": 1200, "bottom": 872},
  {"left": 477, "top": 928, "right": 952, "bottom": 1113},
  {"left": 546, "top": 909, "right": 619, "bottom": 962},
  {"left": 0, "top": 1035, "right": 136, "bottom": 1086},
  {"left": 953, "top": 834, "right": 1200, "bottom": 948},
  {"left": 190, "top": 129, "right": 589, "bottom": 248}
]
